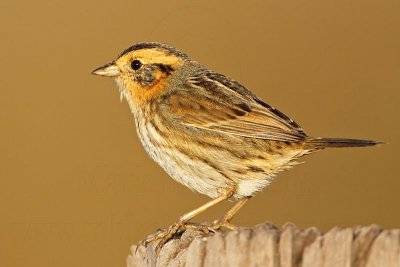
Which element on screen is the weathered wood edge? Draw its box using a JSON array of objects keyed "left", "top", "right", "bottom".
[{"left": 127, "top": 222, "right": 400, "bottom": 267}]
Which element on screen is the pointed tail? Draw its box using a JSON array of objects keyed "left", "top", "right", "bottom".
[{"left": 304, "top": 137, "right": 382, "bottom": 150}]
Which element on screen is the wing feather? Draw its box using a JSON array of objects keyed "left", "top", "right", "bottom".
[{"left": 166, "top": 71, "right": 307, "bottom": 142}]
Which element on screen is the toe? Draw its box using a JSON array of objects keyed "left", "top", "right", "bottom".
[{"left": 210, "top": 219, "right": 237, "bottom": 231}]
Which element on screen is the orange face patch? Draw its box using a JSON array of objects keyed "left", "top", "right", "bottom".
[
  {"left": 135, "top": 70, "right": 168, "bottom": 102},
  {"left": 115, "top": 48, "right": 185, "bottom": 106},
  {"left": 118, "top": 68, "right": 169, "bottom": 107}
]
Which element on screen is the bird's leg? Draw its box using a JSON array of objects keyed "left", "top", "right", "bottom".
[
  {"left": 210, "top": 197, "right": 249, "bottom": 230},
  {"left": 138, "top": 188, "right": 235, "bottom": 253}
]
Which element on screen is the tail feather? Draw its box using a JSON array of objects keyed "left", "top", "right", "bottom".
[{"left": 305, "top": 137, "right": 382, "bottom": 149}]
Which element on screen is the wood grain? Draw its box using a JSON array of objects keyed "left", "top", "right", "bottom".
[{"left": 127, "top": 223, "right": 400, "bottom": 267}]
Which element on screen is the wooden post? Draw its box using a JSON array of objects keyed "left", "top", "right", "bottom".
[{"left": 127, "top": 222, "right": 400, "bottom": 267}]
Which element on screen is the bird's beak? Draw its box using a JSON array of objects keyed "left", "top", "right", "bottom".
[{"left": 92, "top": 62, "right": 120, "bottom": 77}]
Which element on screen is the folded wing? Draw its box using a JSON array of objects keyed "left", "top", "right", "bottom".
[{"left": 167, "top": 71, "right": 307, "bottom": 142}]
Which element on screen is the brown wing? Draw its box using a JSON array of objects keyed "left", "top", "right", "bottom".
[{"left": 167, "top": 71, "right": 307, "bottom": 142}]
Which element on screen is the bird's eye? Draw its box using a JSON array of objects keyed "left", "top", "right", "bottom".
[{"left": 131, "top": 60, "right": 142, "bottom": 70}]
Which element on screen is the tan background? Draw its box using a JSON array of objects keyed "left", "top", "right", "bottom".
[{"left": 1, "top": 0, "right": 399, "bottom": 266}]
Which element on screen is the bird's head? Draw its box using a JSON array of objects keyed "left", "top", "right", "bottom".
[{"left": 92, "top": 42, "right": 196, "bottom": 106}]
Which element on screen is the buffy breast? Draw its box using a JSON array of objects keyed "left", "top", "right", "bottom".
[{"left": 134, "top": 110, "right": 308, "bottom": 199}]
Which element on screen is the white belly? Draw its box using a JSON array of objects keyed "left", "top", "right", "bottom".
[{"left": 135, "top": 118, "right": 231, "bottom": 198}]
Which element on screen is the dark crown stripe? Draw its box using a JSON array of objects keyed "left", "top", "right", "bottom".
[{"left": 119, "top": 42, "right": 189, "bottom": 59}]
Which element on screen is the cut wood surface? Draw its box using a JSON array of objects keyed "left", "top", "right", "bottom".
[{"left": 127, "top": 222, "right": 400, "bottom": 267}]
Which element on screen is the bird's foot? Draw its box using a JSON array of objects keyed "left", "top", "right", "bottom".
[
  {"left": 135, "top": 219, "right": 238, "bottom": 255},
  {"left": 136, "top": 219, "right": 236, "bottom": 254},
  {"left": 137, "top": 221, "right": 186, "bottom": 254}
]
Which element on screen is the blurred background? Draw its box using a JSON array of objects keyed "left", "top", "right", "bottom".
[{"left": 0, "top": 0, "right": 399, "bottom": 266}]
